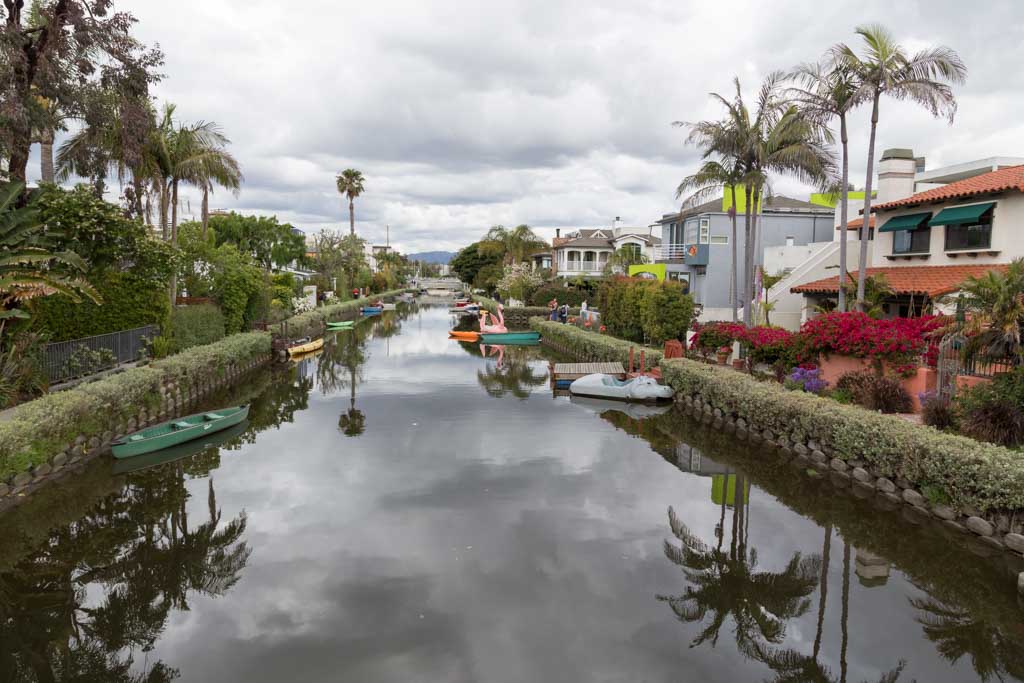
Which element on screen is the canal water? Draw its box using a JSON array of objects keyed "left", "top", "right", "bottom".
[{"left": 1, "top": 304, "right": 1022, "bottom": 682}]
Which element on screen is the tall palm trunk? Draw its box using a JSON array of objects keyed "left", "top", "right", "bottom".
[
  {"left": 812, "top": 524, "right": 832, "bottom": 661},
  {"left": 742, "top": 185, "right": 753, "bottom": 327},
  {"left": 856, "top": 93, "right": 880, "bottom": 310},
  {"left": 39, "top": 128, "right": 55, "bottom": 184},
  {"left": 169, "top": 180, "right": 180, "bottom": 306},
  {"left": 750, "top": 187, "right": 762, "bottom": 325},
  {"left": 160, "top": 182, "right": 170, "bottom": 240},
  {"left": 729, "top": 186, "right": 738, "bottom": 322},
  {"left": 201, "top": 185, "right": 210, "bottom": 238},
  {"left": 838, "top": 113, "right": 850, "bottom": 312},
  {"left": 349, "top": 198, "right": 355, "bottom": 236}
]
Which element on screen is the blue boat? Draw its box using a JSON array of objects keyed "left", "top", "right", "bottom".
[{"left": 361, "top": 306, "right": 383, "bottom": 314}]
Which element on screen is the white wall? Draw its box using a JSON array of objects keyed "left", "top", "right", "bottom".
[
  {"left": 764, "top": 241, "right": 835, "bottom": 276},
  {"left": 871, "top": 193, "right": 1024, "bottom": 268}
]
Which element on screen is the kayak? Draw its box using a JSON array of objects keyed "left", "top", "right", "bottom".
[
  {"left": 361, "top": 306, "right": 382, "bottom": 314},
  {"left": 112, "top": 405, "right": 251, "bottom": 459},
  {"left": 449, "top": 331, "right": 480, "bottom": 341},
  {"left": 479, "top": 332, "right": 541, "bottom": 344},
  {"left": 568, "top": 373, "right": 674, "bottom": 403},
  {"left": 327, "top": 320, "right": 355, "bottom": 329},
  {"left": 112, "top": 420, "right": 250, "bottom": 474},
  {"left": 287, "top": 337, "right": 324, "bottom": 356}
]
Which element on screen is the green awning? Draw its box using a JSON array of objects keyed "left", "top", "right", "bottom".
[
  {"left": 879, "top": 212, "right": 932, "bottom": 233},
  {"left": 929, "top": 202, "right": 996, "bottom": 227}
]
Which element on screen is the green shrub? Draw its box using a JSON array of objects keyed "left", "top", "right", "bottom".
[
  {"left": 171, "top": 304, "right": 226, "bottom": 351},
  {"left": 0, "top": 333, "right": 272, "bottom": 481},
  {"left": 529, "top": 318, "right": 663, "bottom": 368},
  {"left": 956, "top": 371, "right": 1024, "bottom": 447},
  {"left": 920, "top": 391, "right": 957, "bottom": 430},
  {"left": 30, "top": 271, "right": 170, "bottom": 342},
  {"left": 595, "top": 277, "right": 694, "bottom": 344}
]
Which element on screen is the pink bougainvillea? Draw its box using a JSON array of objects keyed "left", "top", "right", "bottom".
[{"left": 798, "top": 312, "right": 946, "bottom": 364}]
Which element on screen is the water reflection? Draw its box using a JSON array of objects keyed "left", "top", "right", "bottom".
[
  {"left": 474, "top": 345, "right": 549, "bottom": 400},
  {"left": 597, "top": 406, "right": 1024, "bottom": 683}
]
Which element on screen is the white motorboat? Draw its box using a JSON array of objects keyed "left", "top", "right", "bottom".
[
  {"left": 381, "top": 303, "right": 397, "bottom": 310},
  {"left": 568, "top": 373, "right": 674, "bottom": 403}
]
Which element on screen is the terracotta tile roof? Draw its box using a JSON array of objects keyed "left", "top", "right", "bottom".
[
  {"left": 836, "top": 215, "right": 875, "bottom": 230},
  {"left": 872, "top": 165, "right": 1024, "bottom": 211},
  {"left": 791, "top": 264, "right": 1009, "bottom": 298}
]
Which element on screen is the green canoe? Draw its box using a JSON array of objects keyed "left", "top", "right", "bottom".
[
  {"left": 327, "top": 320, "right": 355, "bottom": 329},
  {"left": 478, "top": 332, "right": 541, "bottom": 344},
  {"left": 111, "top": 404, "right": 250, "bottom": 459},
  {"left": 112, "top": 421, "right": 250, "bottom": 474}
]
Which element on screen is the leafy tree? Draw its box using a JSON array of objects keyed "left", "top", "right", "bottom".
[
  {"left": 0, "top": 0, "right": 163, "bottom": 189},
  {"left": 207, "top": 212, "right": 305, "bottom": 269},
  {"left": 0, "top": 183, "right": 97, "bottom": 340},
  {"left": 603, "top": 244, "right": 649, "bottom": 275},
  {"left": 310, "top": 229, "right": 368, "bottom": 296},
  {"left": 479, "top": 224, "right": 547, "bottom": 265},
  {"left": 496, "top": 262, "right": 543, "bottom": 302},
  {"left": 954, "top": 259, "right": 1024, "bottom": 363},
  {"left": 450, "top": 242, "right": 501, "bottom": 287},
  {"left": 833, "top": 24, "right": 966, "bottom": 309},
  {"left": 335, "top": 168, "right": 365, "bottom": 236}
]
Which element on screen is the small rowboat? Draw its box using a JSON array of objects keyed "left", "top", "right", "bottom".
[
  {"left": 327, "top": 320, "right": 355, "bottom": 329},
  {"left": 479, "top": 331, "right": 541, "bottom": 344},
  {"left": 381, "top": 303, "right": 397, "bottom": 311},
  {"left": 112, "top": 405, "right": 250, "bottom": 459},
  {"left": 113, "top": 420, "right": 250, "bottom": 474},
  {"left": 449, "top": 331, "right": 480, "bottom": 341},
  {"left": 361, "top": 306, "right": 382, "bottom": 314},
  {"left": 287, "top": 337, "right": 324, "bottom": 356}
]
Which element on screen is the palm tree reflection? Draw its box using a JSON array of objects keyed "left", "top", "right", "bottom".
[
  {"left": 912, "top": 597, "right": 1024, "bottom": 682},
  {"left": 657, "top": 492, "right": 821, "bottom": 658},
  {"left": 475, "top": 345, "right": 548, "bottom": 399}
]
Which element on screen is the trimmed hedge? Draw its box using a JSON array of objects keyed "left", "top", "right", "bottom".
[
  {"left": 529, "top": 318, "right": 663, "bottom": 368},
  {"left": 535, "top": 318, "right": 1024, "bottom": 512},
  {"left": 0, "top": 332, "right": 271, "bottom": 481},
  {"left": 276, "top": 288, "right": 411, "bottom": 339},
  {"left": 171, "top": 303, "right": 226, "bottom": 350}
]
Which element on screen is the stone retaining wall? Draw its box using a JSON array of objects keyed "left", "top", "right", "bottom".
[
  {"left": 0, "top": 353, "right": 272, "bottom": 510},
  {"left": 676, "top": 389, "right": 1024, "bottom": 566}
]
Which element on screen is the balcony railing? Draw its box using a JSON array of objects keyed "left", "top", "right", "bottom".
[
  {"left": 562, "top": 261, "right": 603, "bottom": 272},
  {"left": 656, "top": 245, "right": 689, "bottom": 260}
]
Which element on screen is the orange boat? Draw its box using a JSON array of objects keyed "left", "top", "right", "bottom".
[{"left": 449, "top": 331, "right": 480, "bottom": 341}]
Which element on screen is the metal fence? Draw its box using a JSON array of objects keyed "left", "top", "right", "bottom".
[
  {"left": 936, "top": 330, "right": 1020, "bottom": 397},
  {"left": 43, "top": 324, "right": 159, "bottom": 384}
]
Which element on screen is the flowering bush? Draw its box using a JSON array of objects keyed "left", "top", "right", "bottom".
[
  {"left": 692, "top": 322, "right": 795, "bottom": 369},
  {"left": 800, "top": 312, "right": 946, "bottom": 364},
  {"left": 786, "top": 366, "right": 828, "bottom": 394},
  {"left": 691, "top": 322, "right": 746, "bottom": 358}
]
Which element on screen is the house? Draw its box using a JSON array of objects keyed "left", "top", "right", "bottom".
[
  {"left": 546, "top": 226, "right": 661, "bottom": 278},
  {"left": 654, "top": 195, "right": 834, "bottom": 322},
  {"left": 792, "top": 162, "right": 1024, "bottom": 317}
]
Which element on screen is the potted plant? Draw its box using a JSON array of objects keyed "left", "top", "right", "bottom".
[{"left": 716, "top": 345, "right": 731, "bottom": 365}]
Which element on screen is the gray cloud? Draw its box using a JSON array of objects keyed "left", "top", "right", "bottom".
[{"left": 30, "top": 0, "right": 1024, "bottom": 253}]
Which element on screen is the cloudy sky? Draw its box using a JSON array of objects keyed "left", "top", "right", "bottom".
[{"left": 31, "top": 0, "right": 1024, "bottom": 253}]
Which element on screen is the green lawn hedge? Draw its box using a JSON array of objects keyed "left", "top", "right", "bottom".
[
  {"left": 0, "top": 332, "right": 271, "bottom": 481},
  {"left": 171, "top": 303, "right": 226, "bottom": 350},
  {"left": 534, "top": 318, "right": 1024, "bottom": 513}
]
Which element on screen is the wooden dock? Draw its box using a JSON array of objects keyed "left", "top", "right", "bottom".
[{"left": 551, "top": 362, "right": 625, "bottom": 388}]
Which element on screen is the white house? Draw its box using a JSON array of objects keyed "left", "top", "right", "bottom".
[
  {"left": 549, "top": 227, "right": 661, "bottom": 277},
  {"left": 792, "top": 162, "right": 1024, "bottom": 316}
]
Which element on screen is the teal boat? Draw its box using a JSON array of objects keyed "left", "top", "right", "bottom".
[
  {"left": 112, "top": 421, "right": 250, "bottom": 474},
  {"left": 111, "top": 405, "right": 250, "bottom": 459},
  {"left": 479, "top": 332, "right": 541, "bottom": 344},
  {"left": 327, "top": 320, "right": 355, "bottom": 329}
]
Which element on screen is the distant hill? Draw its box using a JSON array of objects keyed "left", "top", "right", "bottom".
[{"left": 407, "top": 251, "right": 455, "bottom": 264}]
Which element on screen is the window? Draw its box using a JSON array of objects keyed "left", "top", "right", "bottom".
[
  {"left": 699, "top": 218, "right": 710, "bottom": 244},
  {"left": 945, "top": 220, "right": 992, "bottom": 251},
  {"left": 684, "top": 220, "right": 699, "bottom": 245},
  {"left": 710, "top": 235, "right": 728, "bottom": 245},
  {"left": 621, "top": 243, "right": 641, "bottom": 260},
  {"left": 892, "top": 226, "right": 931, "bottom": 254},
  {"left": 668, "top": 271, "right": 691, "bottom": 293},
  {"left": 785, "top": 236, "right": 795, "bottom": 247}
]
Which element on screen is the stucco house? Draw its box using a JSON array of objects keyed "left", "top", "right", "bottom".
[
  {"left": 792, "top": 163, "right": 1024, "bottom": 316},
  {"left": 544, "top": 227, "right": 661, "bottom": 278},
  {"left": 654, "top": 195, "right": 834, "bottom": 322}
]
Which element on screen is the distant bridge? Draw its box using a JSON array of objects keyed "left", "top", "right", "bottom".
[{"left": 416, "top": 278, "right": 464, "bottom": 291}]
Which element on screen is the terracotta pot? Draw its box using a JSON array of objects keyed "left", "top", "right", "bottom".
[{"left": 716, "top": 352, "right": 730, "bottom": 365}]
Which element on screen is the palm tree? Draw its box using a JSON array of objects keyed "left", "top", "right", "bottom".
[
  {"left": 336, "top": 169, "right": 365, "bottom": 236},
  {"left": 833, "top": 24, "right": 967, "bottom": 311},
  {"left": 687, "top": 76, "right": 833, "bottom": 326},
  {"left": 788, "top": 60, "right": 864, "bottom": 312},
  {"left": 674, "top": 159, "right": 744, "bottom": 321},
  {"left": 954, "top": 259, "right": 1024, "bottom": 363},
  {"left": 197, "top": 148, "right": 243, "bottom": 239},
  {"left": 0, "top": 183, "right": 99, "bottom": 340},
  {"left": 480, "top": 224, "right": 546, "bottom": 265}
]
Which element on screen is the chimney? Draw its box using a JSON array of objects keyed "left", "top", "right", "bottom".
[
  {"left": 877, "top": 148, "right": 917, "bottom": 204},
  {"left": 555, "top": 228, "right": 560, "bottom": 238}
]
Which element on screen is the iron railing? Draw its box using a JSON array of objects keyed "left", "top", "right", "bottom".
[
  {"left": 562, "top": 261, "right": 602, "bottom": 272},
  {"left": 43, "top": 324, "right": 159, "bottom": 384},
  {"left": 935, "top": 330, "right": 1020, "bottom": 397},
  {"left": 656, "top": 244, "right": 689, "bottom": 260}
]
